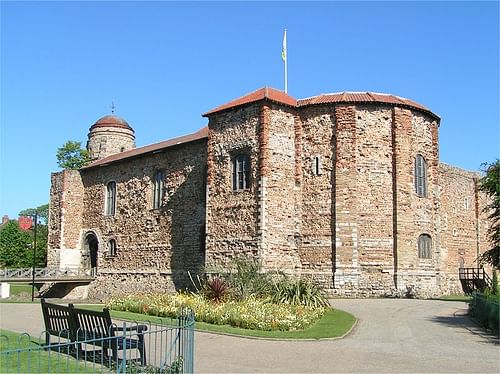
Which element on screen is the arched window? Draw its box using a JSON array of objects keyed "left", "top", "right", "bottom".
[
  {"left": 108, "top": 239, "right": 117, "bottom": 257},
  {"left": 153, "top": 170, "right": 165, "bottom": 209},
  {"left": 415, "top": 154, "right": 428, "bottom": 197},
  {"left": 105, "top": 181, "right": 116, "bottom": 216},
  {"left": 418, "top": 234, "right": 432, "bottom": 259},
  {"left": 232, "top": 154, "right": 250, "bottom": 191}
]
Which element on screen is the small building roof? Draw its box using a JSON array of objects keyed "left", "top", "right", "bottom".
[{"left": 90, "top": 115, "right": 134, "bottom": 132}]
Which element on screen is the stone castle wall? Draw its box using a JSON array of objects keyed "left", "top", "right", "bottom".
[
  {"left": 87, "top": 127, "right": 136, "bottom": 161},
  {"left": 48, "top": 140, "right": 207, "bottom": 300},
  {"left": 202, "top": 101, "right": 489, "bottom": 298},
  {"left": 205, "top": 104, "right": 261, "bottom": 270},
  {"left": 298, "top": 106, "right": 336, "bottom": 289},
  {"left": 47, "top": 169, "right": 84, "bottom": 269},
  {"left": 262, "top": 105, "right": 302, "bottom": 272},
  {"left": 438, "top": 163, "right": 487, "bottom": 294},
  {"left": 354, "top": 106, "right": 396, "bottom": 295},
  {"left": 48, "top": 95, "right": 491, "bottom": 300},
  {"left": 392, "top": 107, "right": 440, "bottom": 298}
]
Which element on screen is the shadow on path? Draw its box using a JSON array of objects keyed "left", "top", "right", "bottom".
[{"left": 427, "top": 309, "right": 499, "bottom": 345}]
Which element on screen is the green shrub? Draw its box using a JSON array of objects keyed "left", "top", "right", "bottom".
[
  {"left": 492, "top": 271, "right": 499, "bottom": 296},
  {"left": 269, "top": 276, "right": 330, "bottom": 308},
  {"left": 469, "top": 292, "right": 499, "bottom": 334},
  {"left": 223, "top": 257, "right": 273, "bottom": 300}
]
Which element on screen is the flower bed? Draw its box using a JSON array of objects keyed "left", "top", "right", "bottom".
[{"left": 107, "top": 293, "right": 327, "bottom": 331}]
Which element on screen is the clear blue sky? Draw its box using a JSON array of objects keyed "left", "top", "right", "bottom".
[{"left": 1, "top": 1, "right": 499, "bottom": 219}]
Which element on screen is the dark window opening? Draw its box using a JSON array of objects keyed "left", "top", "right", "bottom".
[
  {"left": 415, "top": 154, "right": 428, "bottom": 197},
  {"left": 105, "top": 181, "right": 116, "bottom": 216},
  {"left": 153, "top": 170, "right": 165, "bottom": 209},
  {"left": 418, "top": 234, "right": 432, "bottom": 259},
  {"left": 232, "top": 154, "right": 250, "bottom": 191},
  {"left": 108, "top": 239, "right": 117, "bottom": 257}
]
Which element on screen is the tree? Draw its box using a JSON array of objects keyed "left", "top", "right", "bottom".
[
  {"left": 56, "top": 140, "right": 90, "bottom": 169},
  {"left": 0, "top": 221, "right": 33, "bottom": 268},
  {"left": 478, "top": 159, "right": 499, "bottom": 269},
  {"left": 19, "top": 203, "right": 49, "bottom": 225}
]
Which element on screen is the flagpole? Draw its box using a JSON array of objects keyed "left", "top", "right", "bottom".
[
  {"left": 284, "top": 52, "right": 288, "bottom": 94},
  {"left": 283, "top": 29, "right": 288, "bottom": 93}
]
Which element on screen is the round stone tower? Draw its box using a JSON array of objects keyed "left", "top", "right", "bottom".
[{"left": 87, "top": 115, "right": 136, "bottom": 161}]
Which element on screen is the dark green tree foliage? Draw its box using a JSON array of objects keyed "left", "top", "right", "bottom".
[
  {"left": 56, "top": 140, "right": 90, "bottom": 169},
  {"left": 478, "top": 159, "right": 499, "bottom": 269},
  {"left": 0, "top": 221, "right": 33, "bottom": 268},
  {"left": 19, "top": 203, "right": 49, "bottom": 225}
]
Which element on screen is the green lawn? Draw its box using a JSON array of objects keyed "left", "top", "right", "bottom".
[
  {"left": 0, "top": 329, "right": 101, "bottom": 373},
  {"left": 84, "top": 305, "right": 356, "bottom": 340},
  {"left": 7, "top": 283, "right": 34, "bottom": 296}
]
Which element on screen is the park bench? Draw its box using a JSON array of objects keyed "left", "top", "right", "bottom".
[
  {"left": 40, "top": 299, "right": 148, "bottom": 365},
  {"left": 40, "top": 299, "right": 74, "bottom": 347}
]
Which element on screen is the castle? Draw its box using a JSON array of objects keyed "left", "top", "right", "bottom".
[{"left": 47, "top": 87, "right": 489, "bottom": 299}]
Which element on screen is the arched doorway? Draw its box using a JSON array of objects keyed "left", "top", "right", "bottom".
[{"left": 83, "top": 232, "right": 99, "bottom": 276}]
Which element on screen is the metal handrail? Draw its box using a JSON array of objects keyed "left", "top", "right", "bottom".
[{"left": 0, "top": 267, "right": 91, "bottom": 280}]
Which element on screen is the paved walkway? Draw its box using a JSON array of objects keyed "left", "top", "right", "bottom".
[{"left": 1, "top": 299, "right": 499, "bottom": 373}]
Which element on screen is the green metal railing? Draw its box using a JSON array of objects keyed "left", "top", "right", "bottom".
[{"left": 0, "top": 312, "right": 194, "bottom": 373}]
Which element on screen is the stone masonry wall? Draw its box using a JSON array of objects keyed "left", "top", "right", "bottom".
[
  {"left": 47, "top": 169, "right": 84, "bottom": 269},
  {"left": 355, "top": 106, "right": 395, "bottom": 294},
  {"left": 298, "top": 106, "right": 336, "bottom": 289},
  {"left": 393, "top": 108, "right": 440, "bottom": 297},
  {"left": 87, "top": 127, "right": 136, "bottom": 161},
  {"left": 79, "top": 140, "right": 207, "bottom": 300},
  {"left": 205, "top": 104, "right": 260, "bottom": 269},
  {"left": 48, "top": 172, "right": 64, "bottom": 267},
  {"left": 333, "top": 105, "right": 360, "bottom": 295},
  {"left": 438, "top": 163, "right": 489, "bottom": 294},
  {"left": 262, "top": 105, "right": 301, "bottom": 272},
  {"left": 48, "top": 94, "right": 490, "bottom": 300}
]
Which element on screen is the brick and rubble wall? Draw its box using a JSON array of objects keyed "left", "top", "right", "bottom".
[
  {"left": 79, "top": 140, "right": 207, "bottom": 300},
  {"left": 354, "top": 106, "right": 395, "bottom": 295},
  {"left": 332, "top": 105, "right": 362, "bottom": 295},
  {"left": 205, "top": 104, "right": 261, "bottom": 269},
  {"left": 261, "top": 104, "right": 302, "bottom": 272},
  {"left": 298, "top": 106, "right": 336, "bottom": 290},
  {"left": 438, "top": 163, "right": 489, "bottom": 294},
  {"left": 47, "top": 169, "right": 84, "bottom": 269},
  {"left": 392, "top": 108, "right": 440, "bottom": 297}
]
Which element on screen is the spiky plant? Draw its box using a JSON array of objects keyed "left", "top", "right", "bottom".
[
  {"left": 203, "top": 276, "right": 231, "bottom": 303},
  {"left": 270, "top": 277, "right": 330, "bottom": 308}
]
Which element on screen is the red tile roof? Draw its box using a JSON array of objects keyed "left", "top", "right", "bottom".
[
  {"left": 203, "top": 87, "right": 297, "bottom": 116},
  {"left": 299, "top": 91, "right": 439, "bottom": 120},
  {"left": 82, "top": 126, "right": 208, "bottom": 169},
  {"left": 204, "top": 87, "right": 439, "bottom": 120}
]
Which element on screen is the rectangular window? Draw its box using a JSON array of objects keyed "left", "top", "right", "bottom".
[
  {"left": 415, "top": 154, "right": 428, "bottom": 197},
  {"left": 108, "top": 239, "right": 117, "bottom": 257},
  {"left": 153, "top": 171, "right": 165, "bottom": 209},
  {"left": 105, "top": 181, "right": 116, "bottom": 216},
  {"left": 232, "top": 154, "right": 250, "bottom": 191}
]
